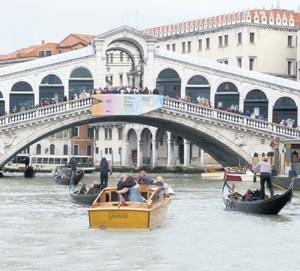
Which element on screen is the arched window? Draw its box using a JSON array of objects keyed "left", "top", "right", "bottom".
[
  {"left": 11, "top": 81, "right": 33, "bottom": 92},
  {"left": 156, "top": 68, "right": 181, "bottom": 98},
  {"left": 215, "top": 82, "right": 239, "bottom": 110},
  {"left": 50, "top": 144, "right": 55, "bottom": 155},
  {"left": 63, "top": 144, "right": 68, "bottom": 155},
  {"left": 273, "top": 97, "right": 297, "bottom": 127},
  {"left": 244, "top": 89, "right": 268, "bottom": 120},
  {"left": 39, "top": 74, "right": 64, "bottom": 104},
  {"left": 185, "top": 75, "right": 210, "bottom": 103},
  {"left": 69, "top": 67, "right": 94, "bottom": 100},
  {"left": 10, "top": 81, "right": 34, "bottom": 113},
  {"left": 36, "top": 144, "right": 41, "bottom": 155}
]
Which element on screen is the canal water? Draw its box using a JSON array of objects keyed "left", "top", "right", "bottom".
[{"left": 0, "top": 173, "right": 299, "bottom": 271}]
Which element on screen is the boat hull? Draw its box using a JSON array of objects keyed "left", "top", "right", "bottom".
[
  {"left": 222, "top": 180, "right": 293, "bottom": 215},
  {"left": 69, "top": 193, "right": 98, "bottom": 205},
  {"left": 88, "top": 199, "right": 170, "bottom": 230}
]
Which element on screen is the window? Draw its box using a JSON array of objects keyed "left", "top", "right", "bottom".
[
  {"left": 71, "top": 127, "right": 79, "bottom": 137},
  {"left": 105, "top": 147, "right": 108, "bottom": 154},
  {"left": 182, "top": 42, "right": 186, "bottom": 53},
  {"left": 73, "top": 145, "right": 79, "bottom": 155},
  {"left": 288, "top": 36, "right": 293, "bottom": 47},
  {"left": 120, "top": 52, "right": 123, "bottom": 62},
  {"left": 87, "top": 145, "right": 92, "bottom": 156},
  {"left": 95, "top": 128, "right": 99, "bottom": 140},
  {"left": 206, "top": 38, "right": 210, "bottom": 49},
  {"left": 218, "top": 36, "right": 223, "bottom": 47},
  {"left": 172, "top": 43, "right": 176, "bottom": 51},
  {"left": 224, "top": 35, "right": 228, "bottom": 46},
  {"left": 50, "top": 144, "right": 55, "bottom": 155},
  {"left": 288, "top": 60, "right": 293, "bottom": 75},
  {"left": 63, "top": 129, "right": 69, "bottom": 138},
  {"left": 104, "top": 128, "right": 112, "bottom": 140},
  {"left": 45, "top": 50, "right": 51, "bottom": 56},
  {"left": 88, "top": 127, "right": 94, "bottom": 139},
  {"left": 119, "top": 74, "right": 123, "bottom": 86},
  {"left": 127, "top": 55, "right": 131, "bottom": 62},
  {"left": 218, "top": 59, "right": 228, "bottom": 65},
  {"left": 95, "top": 147, "right": 99, "bottom": 154},
  {"left": 198, "top": 39, "right": 202, "bottom": 50},
  {"left": 187, "top": 41, "right": 191, "bottom": 52},
  {"left": 109, "top": 148, "right": 112, "bottom": 154},
  {"left": 224, "top": 60, "right": 228, "bottom": 65},
  {"left": 118, "top": 127, "right": 123, "bottom": 139},
  {"left": 119, "top": 147, "right": 122, "bottom": 154},
  {"left": 39, "top": 51, "right": 45, "bottom": 57},
  {"left": 36, "top": 144, "right": 41, "bottom": 155},
  {"left": 238, "top": 32, "right": 242, "bottom": 44},
  {"left": 110, "top": 53, "right": 113, "bottom": 63},
  {"left": 166, "top": 44, "right": 170, "bottom": 50},
  {"left": 237, "top": 57, "right": 242, "bottom": 68},
  {"left": 250, "top": 32, "right": 255, "bottom": 44},
  {"left": 63, "top": 144, "right": 68, "bottom": 155},
  {"left": 249, "top": 57, "right": 255, "bottom": 71}
]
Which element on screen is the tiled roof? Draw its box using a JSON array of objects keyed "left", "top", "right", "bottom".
[
  {"left": 58, "top": 33, "right": 94, "bottom": 48},
  {"left": 144, "top": 8, "right": 300, "bottom": 38}
]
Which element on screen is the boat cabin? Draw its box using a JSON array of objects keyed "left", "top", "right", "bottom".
[{"left": 91, "top": 186, "right": 166, "bottom": 209}]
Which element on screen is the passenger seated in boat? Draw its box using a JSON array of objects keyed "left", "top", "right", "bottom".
[
  {"left": 117, "top": 176, "right": 146, "bottom": 203},
  {"left": 87, "top": 181, "right": 101, "bottom": 195},
  {"left": 136, "top": 171, "right": 153, "bottom": 185},
  {"left": 74, "top": 183, "right": 87, "bottom": 195}
]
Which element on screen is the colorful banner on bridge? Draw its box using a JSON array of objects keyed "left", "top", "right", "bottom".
[{"left": 91, "top": 94, "right": 164, "bottom": 116}]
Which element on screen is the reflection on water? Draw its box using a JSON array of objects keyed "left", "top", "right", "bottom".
[{"left": 0, "top": 173, "right": 300, "bottom": 271}]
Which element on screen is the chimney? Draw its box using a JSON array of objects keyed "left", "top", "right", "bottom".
[{"left": 41, "top": 40, "right": 45, "bottom": 45}]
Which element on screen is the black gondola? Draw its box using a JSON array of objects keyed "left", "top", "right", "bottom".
[
  {"left": 53, "top": 166, "right": 84, "bottom": 185},
  {"left": 69, "top": 183, "right": 100, "bottom": 205},
  {"left": 222, "top": 179, "right": 293, "bottom": 215}
]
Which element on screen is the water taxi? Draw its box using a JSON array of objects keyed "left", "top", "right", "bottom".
[{"left": 88, "top": 186, "right": 170, "bottom": 230}]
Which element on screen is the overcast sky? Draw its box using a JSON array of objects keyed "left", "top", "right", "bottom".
[{"left": 0, "top": 0, "right": 299, "bottom": 54}]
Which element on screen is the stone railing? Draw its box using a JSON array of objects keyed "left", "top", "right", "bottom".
[
  {"left": 0, "top": 95, "right": 299, "bottom": 139},
  {"left": 163, "top": 98, "right": 300, "bottom": 138},
  {"left": 0, "top": 97, "right": 92, "bottom": 130}
]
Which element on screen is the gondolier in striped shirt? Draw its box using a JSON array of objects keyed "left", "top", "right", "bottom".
[{"left": 253, "top": 158, "right": 274, "bottom": 199}]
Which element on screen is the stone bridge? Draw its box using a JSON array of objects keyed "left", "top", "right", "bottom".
[{"left": 1, "top": 95, "right": 299, "bottom": 168}]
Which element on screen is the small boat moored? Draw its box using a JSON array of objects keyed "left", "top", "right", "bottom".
[
  {"left": 88, "top": 186, "right": 171, "bottom": 230},
  {"left": 222, "top": 179, "right": 293, "bottom": 215}
]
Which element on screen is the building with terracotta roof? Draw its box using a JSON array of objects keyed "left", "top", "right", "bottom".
[
  {"left": 0, "top": 33, "right": 94, "bottom": 68},
  {"left": 144, "top": 8, "right": 300, "bottom": 80}
]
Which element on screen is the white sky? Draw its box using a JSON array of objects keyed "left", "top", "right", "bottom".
[{"left": 0, "top": 0, "right": 299, "bottom": 54}]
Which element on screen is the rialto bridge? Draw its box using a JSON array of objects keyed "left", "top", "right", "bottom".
[
  {"left": 0, "top": 26, "right": 300, "bottom": 168},
  {"left": 0, "top": 95, "right": 299, "bottom": 169}
]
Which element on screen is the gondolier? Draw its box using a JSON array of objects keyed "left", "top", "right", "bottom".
[
  {"left": 253, "top": 158, "right": 274, "bottom": 199},
  {"left": 99, "top": 157, "right": 111, "bottom": 189},
  {"left": 69, "top": 156, "right": 78, "bottom": 184}
]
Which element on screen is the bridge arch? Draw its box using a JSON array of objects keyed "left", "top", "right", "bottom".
[
  {"left": 244, "top": 89, "right": 268, "bottom": 120},
  {"left": 39, "top": 74, "right": 64, "bottom": 104},
  {"left": 273, "top": 97, "right": 297, "bottom": 126},
  {"left": 0, "top": 91, "right": 4, "bottom": 116},
  {"left": 69, "top": 67, "right": 94, "bottom": 100},
  {"left": 185, "top": 74, "right": 210, "bottom": 104},
  {"left": 156, "top": 68, "right": 181, "bottom": 98},
  {"left": 10, "top": 81, "right": 34, "bottom": 113},
  {"left": 215, "top": 81, "right": 239, "bottom": 110}
]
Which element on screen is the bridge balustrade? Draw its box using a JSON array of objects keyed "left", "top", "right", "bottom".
[
  {"left": 0, "top": 95, "right": 299, "bottom": 139},
  {"left": 163, "top": 97, "right": 300, "bottom": 138}
]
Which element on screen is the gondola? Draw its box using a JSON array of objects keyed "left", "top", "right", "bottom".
[
  {"left": 222, "top": 179, "right": 293, "bottom": 215},
  {"left": 53, "top": 166, "right": 84, "bottom": 185},
  {"left": 69, "top": 183, "right": 100, "bottom": 205}
]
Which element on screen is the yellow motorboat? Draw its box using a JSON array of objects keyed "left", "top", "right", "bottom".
[{"left": 88, "top": 186, "right": 171, "bottom": 230}]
